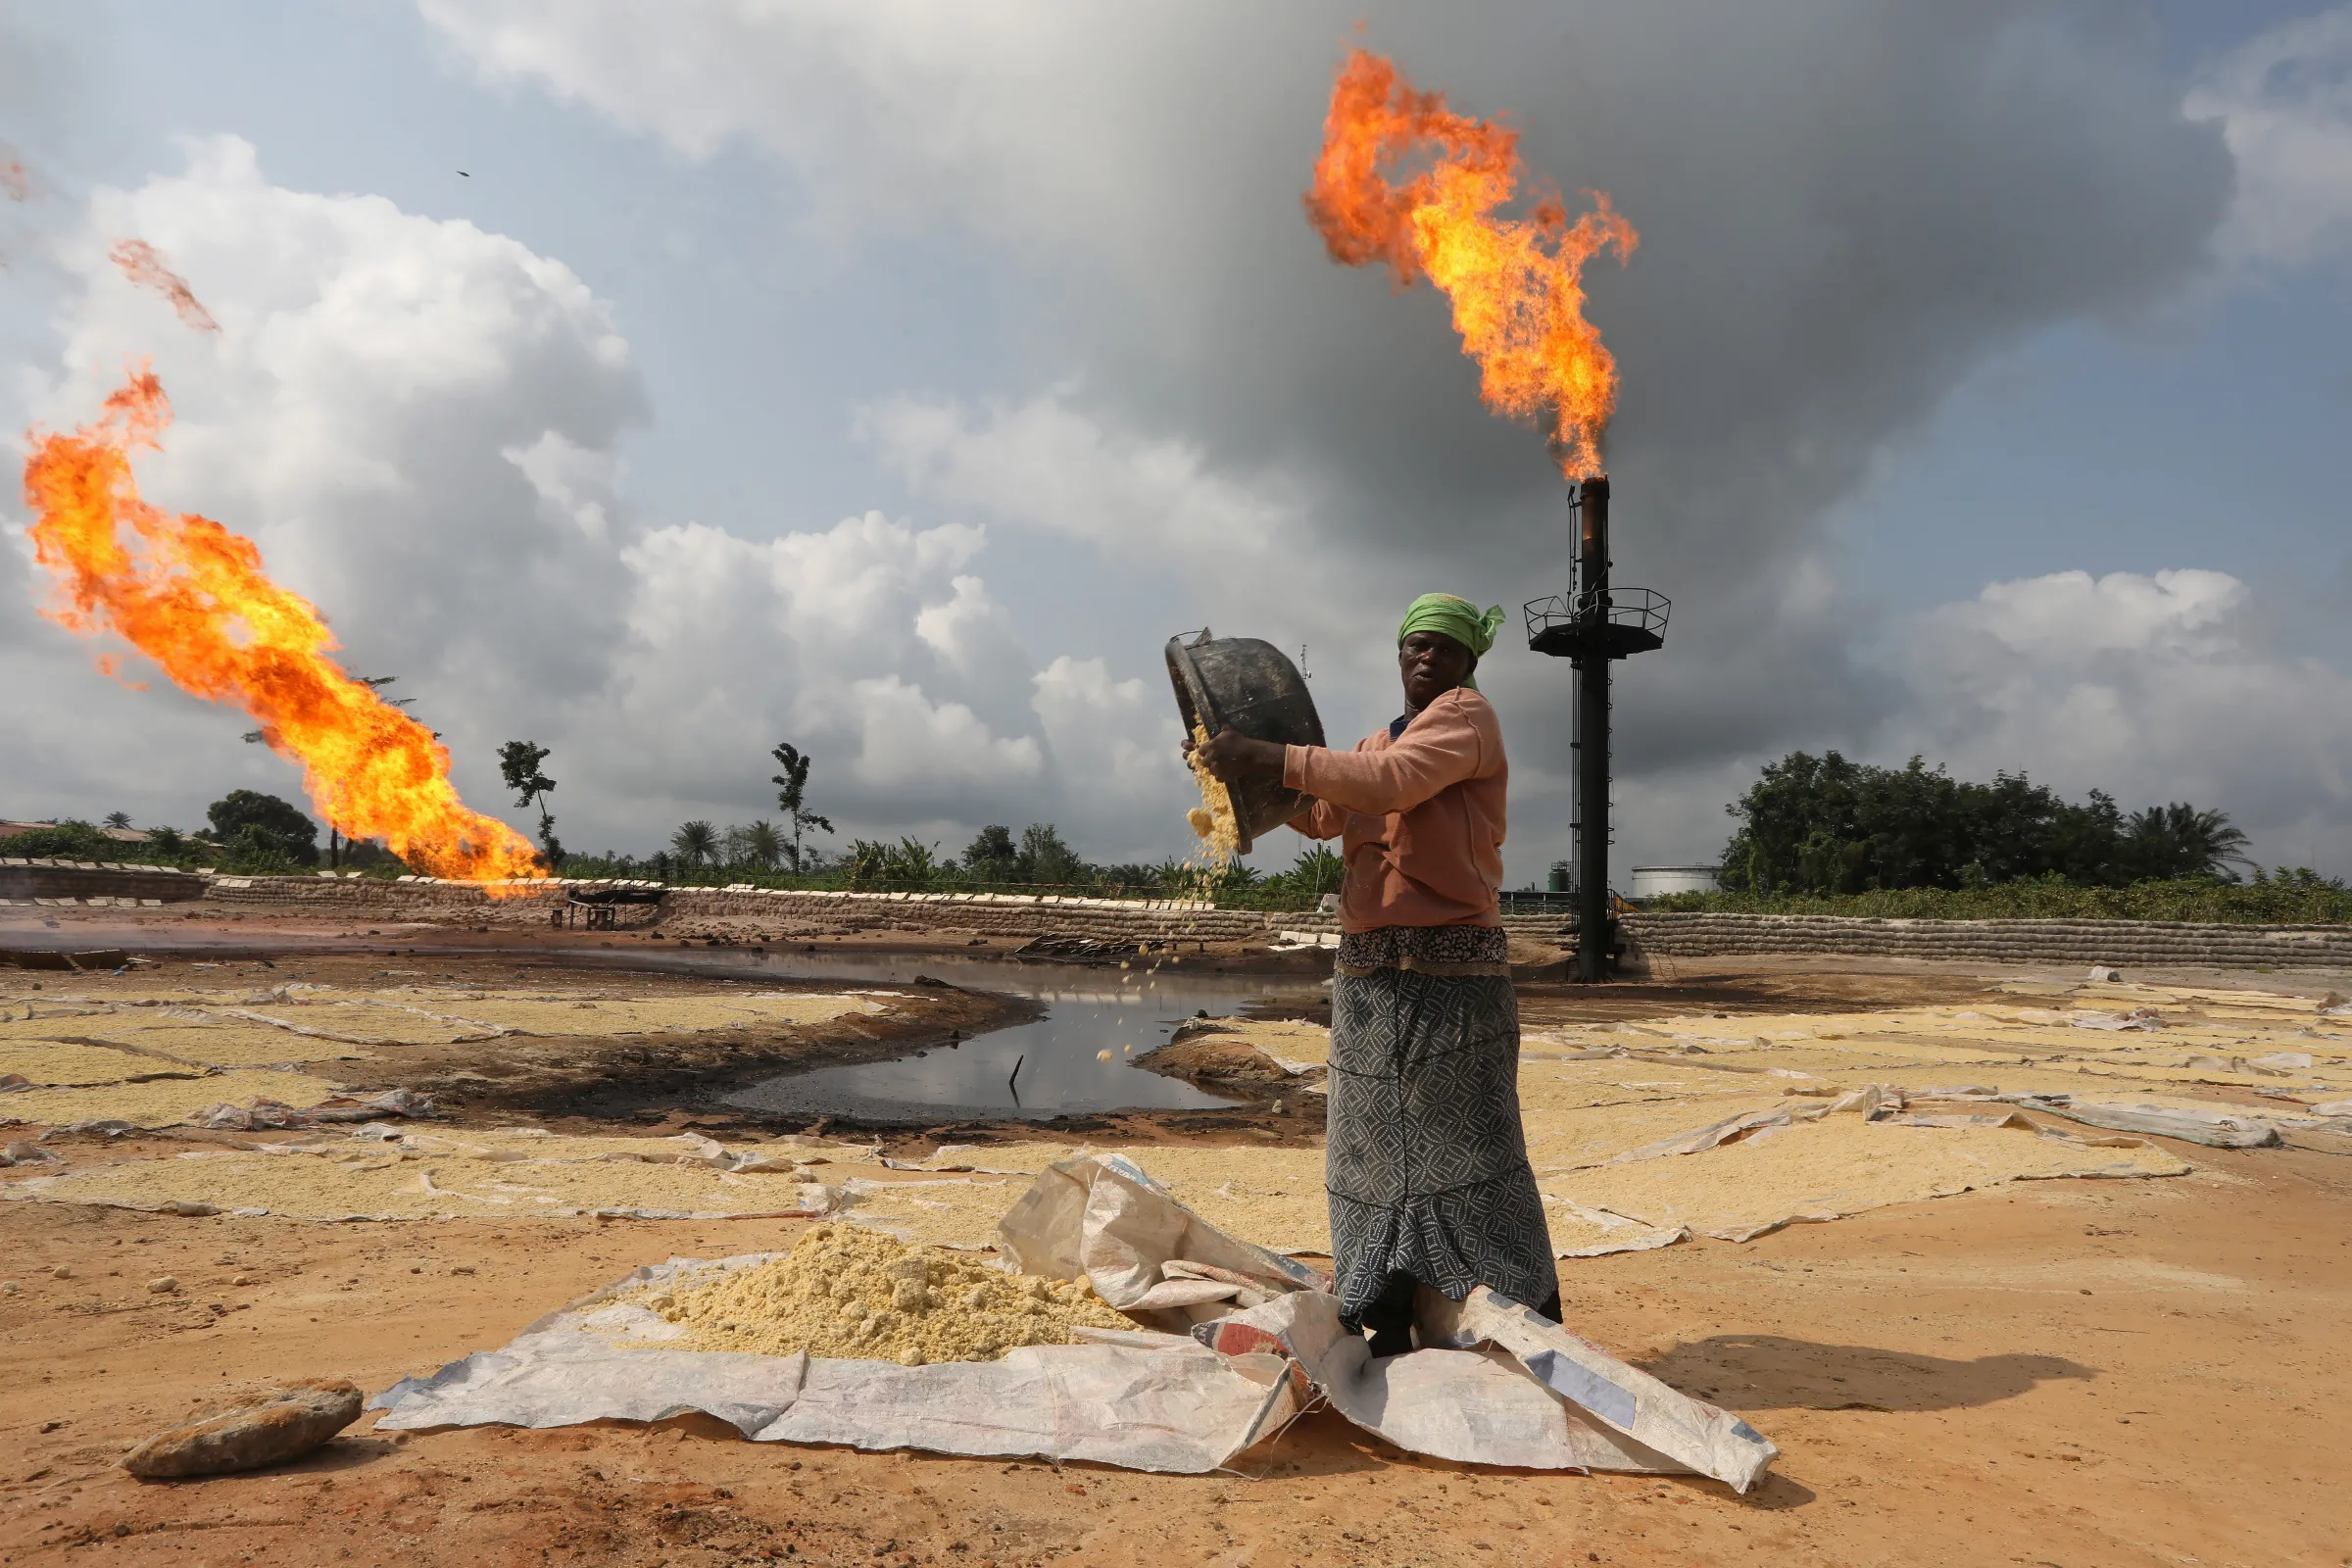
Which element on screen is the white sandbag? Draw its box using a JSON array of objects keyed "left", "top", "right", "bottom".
[
  {"left": 1006, "top": 1154, "right": 1773, "bottom": 1488},
  {"left": 1128, "top": 1277, "right": 1247, "bottom": 1310},
  {"left": 1200, "top": 1289, "right": 1693, "bottom": 1477},
  {"left": 996, "top": 1152, "right": 1327, "bottom": 1309},
  {"left": 1425, "top": 1288, "right": 1778, "bottom": 1493}
]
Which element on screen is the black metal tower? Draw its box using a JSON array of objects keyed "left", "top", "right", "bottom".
[{"left": 1525, "top": 477, "right": 1668, "bottom": 982}]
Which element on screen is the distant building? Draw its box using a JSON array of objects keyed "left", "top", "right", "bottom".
[
  {"left": 1630, "top": 864, "right": 1721, "bottom": 899},
  {"left": 0, "top": 820, "right": 151, "bottom": 843}
]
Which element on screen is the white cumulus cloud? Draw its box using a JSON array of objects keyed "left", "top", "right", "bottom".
[
  {"left": 831, "top": 674, "right": 1042, "bottom": 791},
  {"left": 6, "top": 133, "right": 644, "bottom": 831},
  {"left": 607, "top": 511, "right": 1047, "bottom": 821},
  {"left": 419, "top": 0, "right": 2255, "bottom": 881},
  {"left": 2189, "top": 5, "right": 2352, "bottom": 269},
  {"left": 1897, "top": 568, "right": 2352, "bottom": 862},
  {"left": 3, "top": 138, "right": 1180, "bottom": 859},
  {"left": 1030, "top": 654, "right": 1193, "bottom": 858},
  {"left": 860, "top": 387, "right": 1299, "bottom": 566}
]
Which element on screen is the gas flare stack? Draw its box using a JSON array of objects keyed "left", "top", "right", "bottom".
[{"left": 1525, "top": 476, "right": 1668, "bottom": 982}]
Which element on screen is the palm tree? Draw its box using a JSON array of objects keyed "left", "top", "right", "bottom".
[
  {"left": 771, "top": 742, "right": 835, "bottom": 872},
  {"left": 741, "top": 819, "right": 785, "bottom": 870},
  {"left": 670, "top": 819, "right": 718, "bottom": 869},
  {"left": 2176, "top": 807, "right": 2252, "bottom": 877},
  {"left": 2124, "top": 804, "right": 2251, "bottom": 881},
  {"left": 103, "top": 811, "right": 132, "bottom": 830}
]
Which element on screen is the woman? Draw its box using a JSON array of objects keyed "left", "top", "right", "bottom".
[{"left": 1192, "top": 593, "right": 1557, "bottom": 1356}]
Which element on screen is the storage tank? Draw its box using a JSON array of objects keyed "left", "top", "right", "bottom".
[{"left": 1630, "top": 864, "right": 1721, "bottom": 899}]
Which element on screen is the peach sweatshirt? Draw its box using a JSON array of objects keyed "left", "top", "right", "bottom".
[{"left": 1282, "top": 686, "right": 1507, "bottom": 932}]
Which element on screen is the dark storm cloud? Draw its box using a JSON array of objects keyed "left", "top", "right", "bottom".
[
  {"left": 1053, "top": 2, "right": 2234, "bottom": 781},
  {"left": 2, "top": 1, "right": 2239, "bottom": 866},
  {"left": 421, "top": 0, "right": 2237, "bottom": 859}
]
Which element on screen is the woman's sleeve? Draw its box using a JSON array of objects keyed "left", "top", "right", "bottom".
[
  {"left": 1285, "top": 797, "right": 1348, "bottom": 840},
  {"left": 1282, "top": 700, "right": 1490, "bottom": 816}
]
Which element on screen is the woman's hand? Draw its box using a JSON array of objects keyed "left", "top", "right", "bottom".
[{"left": 1186, "top": 726, "right": 1288, "bottom": 783}]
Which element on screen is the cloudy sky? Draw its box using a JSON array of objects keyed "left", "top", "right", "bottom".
[{"left": 3, "top": 1, "right": 2349, "bottom": 881}]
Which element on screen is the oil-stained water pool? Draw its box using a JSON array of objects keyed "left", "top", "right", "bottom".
[{"left": 701, "top": 951, "right": 1322, "bottom": 1120}]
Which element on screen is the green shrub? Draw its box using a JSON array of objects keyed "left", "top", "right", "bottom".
[
  {"left": 1, "top": 820, "right": 194, "bottom": 868},
  {"left": 1647, "top": 874, "right": 2352, "bottom": 924}
]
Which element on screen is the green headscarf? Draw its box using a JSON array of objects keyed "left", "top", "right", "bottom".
[{"left": 1397, "top": 593, "right": 1506, "bottom": 690}]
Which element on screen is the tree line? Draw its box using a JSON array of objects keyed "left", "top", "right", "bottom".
[
  {"left": 15, "top": 729, "right": 1351, "bottom": 903},
  {"left": 488, "top": 734, "right": 1347, "bottom": 903},
  {"left": 596, "top": 818, "right": 1343, "bottom": 905},
  {"left": 24, "top": 736, "right": 2332, "bottom": 912},
  {"left": 1715, "top": 751, "right": 2279, "bottom": 896},
  {"left": 2, "top": 790, "right": 375, "bottom": 872}
]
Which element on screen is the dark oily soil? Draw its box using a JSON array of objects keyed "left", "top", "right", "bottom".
[
  {"left": 806, "top": 1097, "right": 1334, "bottom": 1158},
  {"left": 1235, "top": 958, "right": 2009, "bottom": 1033},
  {"left": 414, "top": 985, "right": 1029, "bottom": 1126}
]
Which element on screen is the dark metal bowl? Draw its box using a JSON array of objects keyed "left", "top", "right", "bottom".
[{"left": 1164, "top": 629, "right": 1326, "bottom": 855}]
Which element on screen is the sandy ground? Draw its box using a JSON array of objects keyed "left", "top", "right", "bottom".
[
  {"left": 5, "top": 1135, "right": 2345, "bottom": 1566},
  {"left": 4, "top": 909, "right": 2350, "bottom": 1566}
]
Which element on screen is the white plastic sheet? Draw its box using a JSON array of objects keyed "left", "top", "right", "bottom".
[
  {"left": 2013, "top": 1097, "right": 2283, "bottom": 1148},
  {"left": 369, "top": 1154, "right": 1778, "bottom": 1489},
  {"left": 1192, "top": 1288, "right": 1775, "bottom": 1491},
  {"left": 1427, "top": 1288, "right": 1777, "bottom": 1490},
  {"left": 995, "top": 1152, "right": 1328, "bottom": 1316},
  {"left": 186, "top": 1089, "right": 435, "bottom": 1130},
  {"left": 369, "top": 1254, "right": 1295, "bottom": 1473}
]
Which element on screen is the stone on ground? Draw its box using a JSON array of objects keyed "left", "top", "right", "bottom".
[{"left": 121, "top": 1379, "right": 364, "bottom": 1479}]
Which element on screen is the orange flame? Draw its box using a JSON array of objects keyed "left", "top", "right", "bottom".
[
  {"left": 109, "top": 240, "right": 220, "bottom": 332},
  {"left": 1304, "top": 48, "right": 1637, "bottom": 476},
  {"left": 22, "top": 368, "right": 543, "bottom": 888}
]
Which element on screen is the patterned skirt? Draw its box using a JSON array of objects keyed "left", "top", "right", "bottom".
[{"left": 1325, "top": 935, "right": 1555, "bottom": 1322}]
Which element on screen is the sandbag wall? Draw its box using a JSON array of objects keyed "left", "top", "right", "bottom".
[
  {"left": 1622, "top": 910, "right": 2352, "bottom": 970},
  {"left": 33, "top": 866, "right": 2348, "bottom": 969},
  {"left": 0, "top": 858, "right": 210, "bottom": 905},
  {"left": 665, "top": 887, "right": 1278, "bottom": 944},
  {"left": 193, "top": 874, "right": 1283, "bottom": 944}
]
